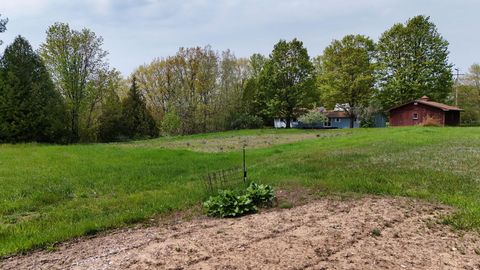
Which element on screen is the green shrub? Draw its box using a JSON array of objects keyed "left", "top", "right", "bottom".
[
  {"left": 203, "top": 182, "right": 275, "bottom": 218},
  {"left": 298, "top": 110, "right": 327, "bottom": 125},
  {"left": 229, "top": 113, "right": 263, "bottom": 130},
  {"left": 161, "top": 110, "right": 182, "bottom": 135},
  {"left": 246, "top": 182, "right": 275, "bottom": 206},
  {"left": 203, "top": 190, "right": 257, "bottom": 218}
]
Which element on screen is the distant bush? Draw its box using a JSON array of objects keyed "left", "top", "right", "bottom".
[
  {"left": 203, "top": 182, "right": 275, "bottom": 218},
  {"left": 161, "top": 110, "right": 182, "bottom": 135},
  {"left": 229, "top": 113, "right": 263, "bottom": 130},
  {"left": 420, "top": 115, "right": 442, "bottom": 127},
  {"left": 298, "top": 110, "right": 327, "bottom": 125}
]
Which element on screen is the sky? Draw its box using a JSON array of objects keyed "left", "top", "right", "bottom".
[{"left": 1, "top": 0, "right": 479, "bottom": 76}]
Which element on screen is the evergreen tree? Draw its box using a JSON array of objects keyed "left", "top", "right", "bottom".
[
  {"left": 121, "top": 77, "right": 158, "bottom": 139},
  {"left": 0, "top": 36, "right": 67, "bottom": 143},
  {"left": 376, "top": 15, "right": 453, "bottom": 110}
]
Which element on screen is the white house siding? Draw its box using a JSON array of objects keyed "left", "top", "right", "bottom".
[{"left": 274, "top": 119, "right": 299, "bottom": 128}]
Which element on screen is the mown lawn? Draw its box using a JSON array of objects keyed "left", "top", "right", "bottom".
[{"left": 1, "top": 127, "right": 480, "bottom": 257}]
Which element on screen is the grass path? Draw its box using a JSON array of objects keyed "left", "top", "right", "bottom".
[{"left": 1, "top": 127, "right": 480, "bottom": 257}]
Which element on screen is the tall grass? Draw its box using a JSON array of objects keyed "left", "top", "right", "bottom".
[{"left": 0, "top": 127, "right": 479, "bottom": 257}]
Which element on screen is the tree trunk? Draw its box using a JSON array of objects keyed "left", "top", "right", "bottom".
[
  {"left": 349, "top": 116, "right": 355, "bottom": 128},
  {"left": 285, "top": 117, "right": 291, "bottom": 129},
  {"left": 70, "top": 109, "right": 79, "bottom": 143}
]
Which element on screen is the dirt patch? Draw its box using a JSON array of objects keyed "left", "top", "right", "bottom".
[
  {"left": 126, "top": 132, "right": 347, "bottom": 152},
  {"left": 2, "top": 197, "right": 480, "bottom": 269}
]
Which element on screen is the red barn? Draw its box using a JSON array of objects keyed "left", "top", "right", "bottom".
[{"left": 389, "top": 96, "right": 463, "bottom": 126}]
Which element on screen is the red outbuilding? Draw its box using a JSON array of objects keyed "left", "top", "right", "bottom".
[{"left": 388, "top": 96, "right": 463, "bottom": 126}]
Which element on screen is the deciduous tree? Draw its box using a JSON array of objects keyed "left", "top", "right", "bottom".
[
  {"left": 318, "top": 34, "right": 376, "bottom": 127},
  {"left": 0, "top": 14, "right": 7, "bottom": 46},
  {"left": 39, "top": 22, "right": 108, "bottom": 142},
  {"left": 258, "top": 39, "right": 317, "bottom": 128},
  {"left": 376, "top": 15, "right": 453, "bottom": 110},
  {"left": 455, "top": 64, "right": 480, "bottom": 124}
]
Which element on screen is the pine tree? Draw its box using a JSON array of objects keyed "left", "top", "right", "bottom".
[
  {"left": 121, "top": 77, "right": 158, "bottom": 139},
  {"left": 0, "top": 36, "right": 67, "bottom": 143}
]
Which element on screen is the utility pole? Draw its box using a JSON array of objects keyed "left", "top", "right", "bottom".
[
  {"left": 455, "top": 68, "right": 459, "bottom": 106},
  {"left": 453, "top": 68, "right": 465, "bottom": 107}
]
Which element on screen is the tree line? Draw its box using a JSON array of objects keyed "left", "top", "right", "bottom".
[{"left": 0, "top": 14, "right": 473, "bottom": 144}]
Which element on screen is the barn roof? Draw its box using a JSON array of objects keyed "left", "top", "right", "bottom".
[{"left": 388, "top": 96, "right": 464, "bottom": 112}]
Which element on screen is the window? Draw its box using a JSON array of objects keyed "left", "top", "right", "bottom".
[
  {"left": 413, "top": 113, "right": 418, "bottom": 120},
  {"left": 335, "top": 118, "right": 341, "bottom": 122},
  {"left": 324, "top": 119, "right": 331, "bottom": 127}
]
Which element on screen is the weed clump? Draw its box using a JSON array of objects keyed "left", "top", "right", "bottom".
[{"left": 371, "top": 228, "right": 382, "bottom": 237}]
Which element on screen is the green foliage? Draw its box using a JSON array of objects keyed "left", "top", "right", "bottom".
[
  {"left": 98, "top": 88, "right": 124, "bottom": 142},
  {"left": 258, "top": 39, "right": 317, "bottom": 127},
  {"left": 246, "top": 182, "right": 275, "bottom": 206},
  {"left": 0, "top": 14, "right": 7, "bottom": 46},
  {"left": 298, "top": 110, "right": 327, "bottom": 125},
  {"left": 318, "top": 35, "right": 376, "bottom": 127},
  {"left": 134, "top": 46, "right": 250, "bottom": 135},
  {"left": 376, "top": 15, "right": 453, "bottom": 110},
  {"left": 121, "top": 77, "right": 158, "bottom": 139},
  {"left": 204, "top": 182, "right": 275, "bottom": 218},
  {"left": 0, "top": 36, "right": 67, "bottom": 143},
  {"left": 228, "top": 113, "right": 263, "bottom": 130},
  {"left": 203, "top": 190, "right": 257, "bottom": 218},
  {"left": 39, "top": 22, "right": 108, "bottom": 142},
  {"left": 456, "top": 64, "right": 480, "bottom": 125},
  {"left": 161, "top": 110, "right": 182, "bottom": 135},
  {"left": 243, "top": 53, "right": 268, "bottom": 120},
  {"left": 355, "top": 102, "right": 383, "bottom": 128}
]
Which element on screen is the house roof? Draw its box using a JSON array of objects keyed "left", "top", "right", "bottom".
[
  {"left": 388, "top": 96, "right": 464, "bottom": 112},
  {"left": 309, "top": 107, "right": 350, "bottom": 118},
  {"left": 325, "top": 111, "right": 349, "bottom": 118}
]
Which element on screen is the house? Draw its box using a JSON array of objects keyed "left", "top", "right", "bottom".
[
  {"left": 274, "top": 107, "right": 386, "bottom": 129},
  {"left": 388, "top": 96, "right": 463, "bottom": 126},
  {"left": 323, "top": 111, "right": 360, "bottom": 128}
]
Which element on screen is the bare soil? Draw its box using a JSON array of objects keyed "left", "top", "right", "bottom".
[
  {"left": 126, "top": 131, "right": 348, "bottom": 152},
  {"left": 2, "top": 196, "right": 480, "bottom": 270}
]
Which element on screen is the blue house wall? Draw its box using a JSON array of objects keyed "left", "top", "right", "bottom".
[
  {"left": 295, "top": 113, "right": 386, "bottom": 129},
  {"left": 373, "top": 113, "right": 387, "bottom": 128},
  {"left": 330, "top": 117, "right": 359, "bottom": 128}
]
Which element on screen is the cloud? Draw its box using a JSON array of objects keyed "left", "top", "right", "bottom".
[{"left": 0, "top": 0, "right": 479, "bottom": 75}]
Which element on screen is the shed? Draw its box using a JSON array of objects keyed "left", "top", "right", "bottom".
[{"left": 388, "top": 96, "right": 463, "bottom": 126}]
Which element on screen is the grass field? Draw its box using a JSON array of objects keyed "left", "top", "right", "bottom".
[{"left": 1, "top": 127, "right": 480, "bottom": 257}]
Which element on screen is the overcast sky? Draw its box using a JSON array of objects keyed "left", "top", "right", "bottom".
[{"left": 1, "top": 0, "right": 478, "bottom": 76}]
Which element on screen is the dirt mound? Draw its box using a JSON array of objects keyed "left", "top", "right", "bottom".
[{"left": 2, "top": 197, "right": 480, "bottom": 269}]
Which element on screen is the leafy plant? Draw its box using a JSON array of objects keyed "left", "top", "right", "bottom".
[
  {"left": 203, "top": 182, "right": 275, "bottom": 218},
  {"left": 203, "top": 190, "right": 257, "bottom": 218},
  {"left": 246, "top": 182, "right": 275, "bottom": 206},
  {"left": 298, "top": 110, "right": 327, "bottom": 126}
]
